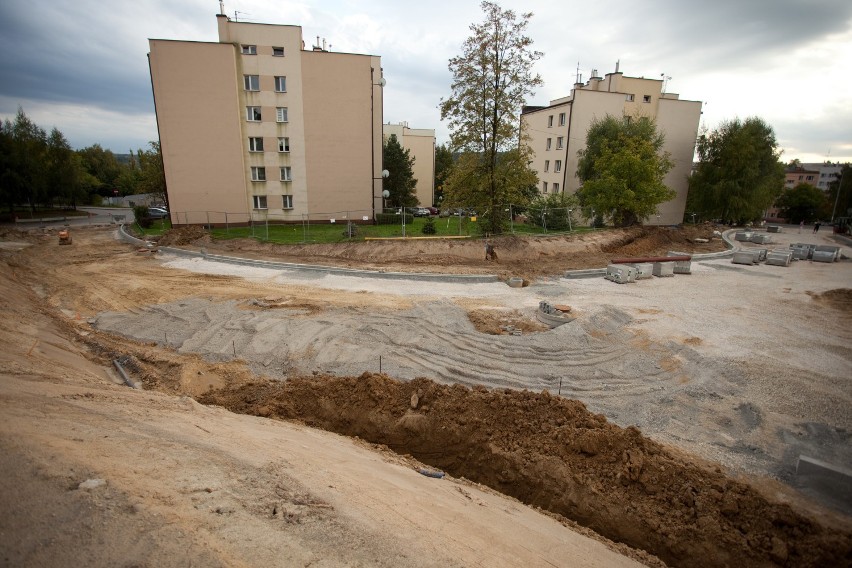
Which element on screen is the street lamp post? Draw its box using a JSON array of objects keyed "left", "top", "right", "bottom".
[{"left": 567, "top": 209, "right": 572, "bottom": 232}]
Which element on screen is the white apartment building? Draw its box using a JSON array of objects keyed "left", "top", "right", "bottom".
[
  {"left": 521, "top": 66, "right": 702, "bottom": 225},
  {"left": 382, "top": 122, "right": 436, "bottom": 208},
  {"left": 148, "top": 12, "right": 384, "bottom": 225}
]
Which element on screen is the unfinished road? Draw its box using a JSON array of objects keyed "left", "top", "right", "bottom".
[{"left": 1, "top": 224, "right": 850, "bottom": 566}]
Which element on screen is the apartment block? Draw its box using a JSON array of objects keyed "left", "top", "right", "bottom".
[
  {"left": 382, "top": 122, "right": 436, "bottom": 207},
  {"left": 802, "top": 162, "right": 843, "bottom": 191},
  {"left": 148, "top": 13, "right": 384, "bottom": 224},
  {"left": 521, "top": 66, "right": 702, "bottom": 225}
]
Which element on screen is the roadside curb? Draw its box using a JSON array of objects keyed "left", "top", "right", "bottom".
[{"left": 117, "top": 224, "right": 500, "bottom": 284}]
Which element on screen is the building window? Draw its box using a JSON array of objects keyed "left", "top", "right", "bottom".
[
  {"left": 249, "top": 137, "right": 264, "bottom": 152},
  {"left": 241, "top": 45, "right": 257, "bottom": 55},
  {"left": 542, "top": 182, "right": 548, "bottom": 193},
  {"left": 246, "top": 106, "right": 261, "bottom": 121},
  {"left": 556, "top": 137, "right": 564, "bottom": 149},
  {"left": 251, "top": 167, "right": 266, "bottom": 182},
  {"left": 544, "top": 160, "right": 550, "bottom": 172},
  {"left": 643, "top": 95, "right": 651, "bottom": 103},
  {"left": 276, "top": 107, "right": 288, "bottom": 123},
  {"left": 559, "top": 112, "right": 566, "bottom": 126},
  {"left": 278, "top": 137, "right": 290, "bottom": 152},
  {"left": 280, "top": 166, "right": 292, "bottom": 181},
  {"left": 274, "top": 76, "right": 287, "bottom": 92},
  {"left": 548, "top": 115, "right": 554, "bottom": 127},
  {"left": 282, "top": 195, "right": 293, "bottom": 209},
  {"left": 253, "top": 195, "right": 267, "bottom": 209},
  {"left": 806, "top": 175, "right": 814, "bottom": 181},
  {"left": 553, "top": 182, "right": 560, "bottom": 192},
  {"left": 546, "top": 138, "right": 552, "bottom": 151},
  {"left": 272, "top": 46, "right": 285, "bottom": 57},
  {"left": 626, "top": 94, "right": 635, "bottom": 102},
  {"left": 798, "top": 175, "right": 803, "bottom": 180},
  {"left": 244, "top": 75, "right": 259, "bottom": 91},
  {"left": 555, "top": 160, "right": 562, "bottom": 172}
]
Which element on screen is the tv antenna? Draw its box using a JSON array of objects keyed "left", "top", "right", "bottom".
[{"left": 660, "top": 74, "right": 671, "bottom": 93}]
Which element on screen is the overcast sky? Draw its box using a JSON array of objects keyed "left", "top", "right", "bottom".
[{"left": 1, "top": 0, "right": 850, "bottom": 164}]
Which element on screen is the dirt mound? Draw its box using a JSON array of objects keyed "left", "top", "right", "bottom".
[
  {"left": 158, "top": 225, "right": 211, "bottom": 246},
  {"left": 466, "top": 308, "right": 550, "bottom": 335},
  {"left": 185, "top": 226, "right": 728, "bottom": 279},
  {"left": 199, "top": 373, "right": 852, "bottom": 568},
  {"left": 807, "top": 288, "right": 852, "bottom": 312}
]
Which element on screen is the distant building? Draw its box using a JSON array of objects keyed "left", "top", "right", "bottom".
[
  {"left": 520, "top": 66, "right": 702, "bottom": 225},
  {"left": 148, "top": 12, "right": 385, "bottom": 225},
  {"left": 802, "top": 162, "right": 842, "bottom": 191},
  {"left": 382, "top": 122, "right": 436, "bottom": 207},
  {"left": 783, "top": 166, "right": 820, "bottom": 189}
]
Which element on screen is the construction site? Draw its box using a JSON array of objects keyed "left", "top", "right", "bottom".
[{"left": 0, "top": 222, "right": 850, "bottom": 567}]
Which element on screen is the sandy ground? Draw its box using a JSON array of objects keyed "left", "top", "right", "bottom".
[{"left": 1, "top": 224, "right": 850, "bottom": 566}]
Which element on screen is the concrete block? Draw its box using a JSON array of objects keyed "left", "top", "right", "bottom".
[
  {"left": 765, "top": 250, "right": 792, "bottom": 266},
  {"left": 812, "top": 250, "right": 836, "bottom": 263},
  {"left": 767, "top": 225, "right": 781, "bottom": 233},
  {"left": 814, "top": 245, "right": 841, "bottom": 262},
  {"left": 749, "top": 234, "right": 772, "bottom": 244},
  {"left": 732, "top": 251, "right": 758, "bottom": 265},
  {"left": 652, "top": 262, "right": 674, "bottom": 277},
  {"left": 734, "top": 231, "right": 753, "bottom": 242},
  {"left": 629, "top": 263, "right": 653, "bottom": 279},
  {"left": 672, "top": 260, "right": 692, "bottom": 274},
  {"left": 605, "top": 264, "right": 637, "bottom": 284},
  {"left": 507, "top": 277, "right": 524, "bottom": 288}
]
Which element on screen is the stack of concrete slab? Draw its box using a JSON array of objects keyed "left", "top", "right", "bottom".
[
  {"left": 766, "top": 249, "right": 793, "bottom": 266},
  {"left": 652, "top": 262, "right": 674, "bottom": 277},
  {"left": 629, "top": 263, "right": 654, "bottom": 280},
  {"left": 665, "top": 252, "right": 693, "bottom": 274},
  {"left": 749, "top": 234, "right": 772, "bottom": 244},
  {"left": 814, "top": 245, "right": 842, "bottom": 262},
  {"left": 812, "top": 250, "right": 837, "bottom": 263},
  {"left": 605, "top": 264, "right": 637, "bottom": 284},
  {"left": 732, "top": 251, "right": 760, "bottom": 265},
  {"left": 734, "top": 231, "right": 753, "bottom": 242},
  {"left": 767, "top": 225, "right": 781, "bottom": 233},
  {"left": 790, "top": 243, "right": 815, "bottom": 260}
]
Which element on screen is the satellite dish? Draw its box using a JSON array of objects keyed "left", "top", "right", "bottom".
[{"left": 379, "top": 78, "right": 387, "bottom": 87}]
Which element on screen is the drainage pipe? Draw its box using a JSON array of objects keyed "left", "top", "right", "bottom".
[
  {"left": 113, "top": 359, "right": 140, "bottom": 389},
  {"left": 610, "top": 255, "right": 691, "bottom": 264}
]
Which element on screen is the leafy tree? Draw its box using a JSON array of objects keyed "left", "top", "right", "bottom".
[
  {"left": 45, "top": 128, "right": 88, "bottom": 208},
  {"left": 827, "top": 164, "right": 851, "bottom": 221},
  {"left": 526, "top": 190, "right": 579, "bottom": 231},
  {"left": 687, "top": 117, "right": 784, "bottom": 224},
  {"left": 78, "top": 144, "right": 122, "bottom": 196},
  {"left": 443, "top": 147, "right": 538, "bottom": 233},
  {"left": 434, "top": 143, "right": 454, "bottom": 206},
  {"left": 439, "top": 1, "right": 542, "bottom": 234},
  {"left": 382, "top": 134, "right": 417, "bottom": 208},
  {"left": 774, "top": 183, "right": 827, "bottom": 223},
  {"left": 3, "top": 108, "right": 48, "bottom": 213},
  {"left": 137, "top": 142, "right": 167, "bottom": 205},
  {"left": 575, "top": 115, "right": 674, "bottom": 227}
]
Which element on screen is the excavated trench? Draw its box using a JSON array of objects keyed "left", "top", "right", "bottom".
[{"left": 198, "top": 373, "right": 852, "bottom": 568}]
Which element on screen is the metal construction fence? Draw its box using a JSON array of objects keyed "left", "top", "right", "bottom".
[{"left": 167, "top": 205, "right": 594, "bottom": 244}]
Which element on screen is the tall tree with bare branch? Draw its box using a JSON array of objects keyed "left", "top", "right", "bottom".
[{"left": 440, "top": 1, "right": 542, "bottom": 234}]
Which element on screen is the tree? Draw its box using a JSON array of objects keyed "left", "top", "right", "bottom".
[
  {"left": 439, "top": 1, "right": 542, "bottom": 234},
  {"left": 774, "top": 183, "right": 828, "bottom": 223},
  {"left": 137, "top": 142, "right": 167, "bottom": 205},
  {"left": 434, "top": 143, "right": 454, "bottom": 207},
  {"left": 526, "top": 190, "right": 579, "bottom": 231},
  {"left": 78, "top": 144, "right": 122, "bottom": 196},
  {"left": 382, "top": 134, "right": 417, "bottom": 208},
  {"left": 575, "top": 115, "right": 675, "bottom": 227},
  {"left": 687, "top": 117, "right": 784, "bottom": 224}
]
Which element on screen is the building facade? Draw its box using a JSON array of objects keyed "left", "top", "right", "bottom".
[
  {"left": 520, "top": 67, "right": 702, "bottom": 225},
  {"left": 382, "top": 122, "right": 436, "bottom": 208},
  {"left": 802, "top": 162, "right": 842, "bottom": 191},
  {"left": 148, "top": 13, "right": 384, "bottom": 225}
]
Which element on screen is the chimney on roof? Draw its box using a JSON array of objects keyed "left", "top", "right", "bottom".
[
  {"left": 219, "top": 0, "right": 225, "bottom": 15},
  {"left": 615, "top": 60, "right": 620, "bottom": 73}
]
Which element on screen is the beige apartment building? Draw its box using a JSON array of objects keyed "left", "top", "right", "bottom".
[
  {"left": 382, "top": 122, "right": 436, "bottom": 208},
  {"left": 521, "top": 67, "right": 702, "bottom": 225},
  {"left": 148, "top": 13, "right": 384, "bottom": 225}
]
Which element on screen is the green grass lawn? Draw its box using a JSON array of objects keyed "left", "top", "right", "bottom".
[{"left": 134, "top": 216, "right": 592, "bottom": 244}]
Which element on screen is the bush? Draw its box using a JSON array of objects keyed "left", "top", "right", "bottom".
[
  {"left": 422, "top": 217, "right": 436, "bottom": 235},
  {"left": 133, "top": 205, "right": 153, "bottom": 229}
]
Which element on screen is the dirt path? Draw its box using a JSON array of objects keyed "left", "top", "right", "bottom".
[{"left": 1, "top": 225, "right": 850, "bottom": 566}]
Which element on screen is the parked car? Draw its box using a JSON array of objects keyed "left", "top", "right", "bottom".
[
  {"left": 413, "top": 207, "right": 431, "bottom": 217},
  {"left": 147, "top": 207, "right": 169, "bottom": 219},
  {"left": 427, "top": 206, "right": 439, "bottom": 215}
]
